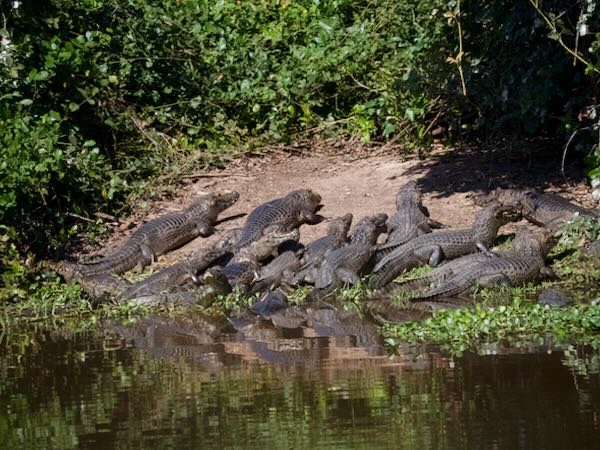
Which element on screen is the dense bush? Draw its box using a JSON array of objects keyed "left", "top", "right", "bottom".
[
  {"left": 1, "top": 0, "right": 453, "bottom": 251},
  {"left": 0, "top": 0, "right": 599, "bottom": 296}
]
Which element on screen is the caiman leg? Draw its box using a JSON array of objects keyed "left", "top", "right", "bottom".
[
  {"left": 418, "top": 245, "right": 443, "bottom": 266},
  {"left": 476, "top": 242, "right": 500, "bottom": 258},
  {"left": 476, "top": 273, "right": 512, "bottom": 288},
  {"left": 540, "top": 266, "right": 559, "bottom": 279},
  {"left": 416, "top": 223, "right": 432, "bottom": 234},
  {"left": 139, "top": 241, "right": 155, "bottom": 270},
  {"left": 546, "top": 218, "right": 566, "bottom": 236},
  {"left": 195, "top": 220, "right": 215, "bottom": 237},
  {"left": 336, "top": 268, "right": 360, "bottom": 285},
  {"left": 428, "top": 218, "right": 447, "bottom": 229},
  {"left": 299, "top": 210, "right": 323, "bottom": 224}
]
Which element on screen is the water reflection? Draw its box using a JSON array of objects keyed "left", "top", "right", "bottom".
[{"left": 0, "top": 310, "right": 599, "bottom": 450}]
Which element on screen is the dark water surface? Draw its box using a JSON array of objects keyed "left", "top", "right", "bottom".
[{"left": 1, "top": 310, "right": 599, "bottom": 450}]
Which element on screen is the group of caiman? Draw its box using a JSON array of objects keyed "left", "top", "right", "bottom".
[{"left": 53, "top": 183, "right": 600, "bottom": 322}]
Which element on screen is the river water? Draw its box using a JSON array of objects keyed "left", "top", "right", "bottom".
[{"left": 1, "top": 309, "right": 599, "bottom": 449}]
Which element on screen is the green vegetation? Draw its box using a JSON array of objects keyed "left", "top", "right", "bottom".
[{"left": 383, "top": 299, "right": 600, "bottom": 356}]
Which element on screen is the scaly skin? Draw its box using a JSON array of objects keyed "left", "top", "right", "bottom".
[
  {"left": 58, "top": 191, "right": 239, "bottom": 281},
  {"left": 370, "top": 205, "right": 518, "bottom": 288},
  {"left": 384, "top": 181, "right": 445, "bottom": 248},
  {"left": 581, "top": 239, "right": 600, "bottom": 258},
  {"left": 122, "top": 246, "right": 229, "bottom": 299},
  {"left": 233, "top": 189, "right": 322, "bottom": 250},
  {"left": 374, "top": 252, "right": 492, "bottom": 298},
  {"left": 412, "top": 227, "right": 555, "bottom": 300},
  {"left": 249, "top": 290, "right": 290, "bottom": 319},
  {"left": 290, "top": 213, "right": 353, "bottom": 285},
  {"left": 301, "top": 213, "right": 353, "bottom": 266},
  {"left": 251, "top": 251, "right": 302, "bottom": 293},
  {"left": 231, "top": 227, "right": 300, "bottom": 263},
  {"left": 538, "top": 286, "right": 572, "bottom": 307},
  {"left": 125, "top": 270, "right": 232, "bottom": 307},
  {"left": 490, "top": 188, "right": 598, "bottom": 232},
  {"left": 210, "top": 228, "right": 301, "bottom": 293},
  {"left": 313, "top": 213, "right": 388, "bottom": 291}
]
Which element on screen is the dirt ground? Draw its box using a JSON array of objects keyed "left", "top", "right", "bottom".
[{"left": 84, "top": 144, "right": 598, "bottom": 270}]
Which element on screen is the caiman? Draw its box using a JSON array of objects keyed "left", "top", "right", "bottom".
[
  {"left": 411, "top": 226, "right": 556, "bottom": 300},
  {"left": 374, "top": 252, "right": 493, "bottom": 298},
  {"left": 126, "top": 228, "right": 299, "bottom": 306},
  {"left": 488, "top": 188, "right": 599, "bottom": 233},
  {"left": 251, "top": 251, "right": 302, "bottom": 293},
  {"left": 210, "top": 227, "right": 301, "bottom": 293},
  {"left": 538, "top": 286, "right": 572, "bottom": 307},
  {"left": 370, "top": 205, "right": 518, "bottom": 288},
  {"left": 72, "top": 233, "right": 236, "bottom": 303},
  {"left": 124, "top": 269, "right": 232, "bottom": 307},
  {"left": 233, "top": 189, "right": 322, "bottom": 250},
  {"left": 249, "top": 289, "right": 290, "bottom": 319},
  {"left": 57, "top": 191, "right": 239, "bottom": 281},
  {"left": 289, "top": 213, "right": 353, "bottom": 286},
  {"left": 311, "top": 213, "right": 388, "bottom": 295},
  {"left": 384, "top": 181, "right": 445, "bottom": 249},
  {"left": 122, "top": 245, "right": 230, "bottom": 299}
]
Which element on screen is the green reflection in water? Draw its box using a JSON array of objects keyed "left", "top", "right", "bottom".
[{"left": 0, "top": 324, "right": 599, "bottom": 450}]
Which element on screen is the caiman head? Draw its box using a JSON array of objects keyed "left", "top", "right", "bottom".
[
  {"left": 46, "top": 260, "right": 80, "bottom": 283},
  {"left": 350, "top": 213, "right": 388, "bottom": 245},
  {"left": 287, "top": 189, "right": 322, "bottom": 211},
  {"left": 485, "top": 188, "right": 532, "bottom": 211},
  {"left": 213, "top": 190, "right": 240, "bottom": 212},
  {"left": 395, "top": 180, "right": 422, "bottom": 210},
  {"left": 327, "top": 213, "right": 354, "bottom": 238},
  {"left": 289, "top": 189, "right": 324, "bottom": 225},
  {"left": 472, "top": 203, "right": 521, "bottom": 229},
  {"left": 215, "top": 228, "right": 243, "bottom": 252},
  {"left": 185, "top": 191, "right": 240, "bottom": 220}
]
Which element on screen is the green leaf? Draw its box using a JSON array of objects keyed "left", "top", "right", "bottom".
[{"left": 588, "top": 167, "right": 600, "bottom": 178}]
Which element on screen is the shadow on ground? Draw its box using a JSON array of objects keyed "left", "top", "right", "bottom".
[{"left": 405, "top": 143, "right": 591, "bottom": 201}]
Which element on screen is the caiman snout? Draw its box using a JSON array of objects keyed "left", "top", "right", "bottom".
[
  {"left": 497, "top": 204, "right": 522, "bottom": 223},
  {"left": 216, "top": 191, "right": 240, "bottom": 208}
]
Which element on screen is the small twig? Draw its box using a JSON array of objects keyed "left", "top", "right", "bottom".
[
  {"left": 349, "top": 74, "right": 379, "bottom": 93},
  {"left": 561, "top": 126, "right": 594, "bottom": 177},
  {"left": 445, "top": 2, "right": 468, "bottom": 96},
  {"left": 68, "top": 212, "right": 95, "bottom": 223},
  {"left": 181, "top": 172, "right": 250, "bottom": 180},
  {"left": 573, "top": 7, "right": 582, "bottom": 67},
  {"left": 423, "top": 109, "right": 444, "bottom": 136},
  {"left": 131, "top": 113, "right": 162, "bottom": 149},
  {"left": 95, "top": 212, "right": 120, "bottom": 223},
  {"left": 455, "top": 2, "right": 467, "bottom": 96}
]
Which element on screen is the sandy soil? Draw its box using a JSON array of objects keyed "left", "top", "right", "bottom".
[{"left": 81, "top": 145, "right": 598, "bottom": 270}]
